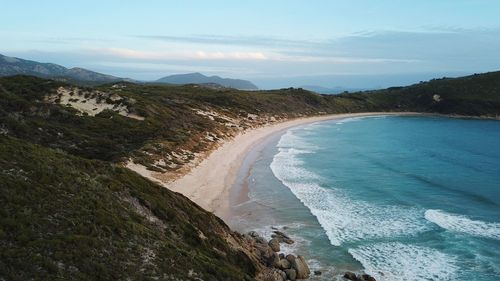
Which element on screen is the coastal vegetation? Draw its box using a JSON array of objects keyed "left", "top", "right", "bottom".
[
  {"left": 0, "top": 71, "right": 499, "bottom": 280},
  {"left": 356, "top": 71, "right": 500, "bottom": 117},
  {"left": 0, "top": 137, "right": 257, "bottom": 280}
]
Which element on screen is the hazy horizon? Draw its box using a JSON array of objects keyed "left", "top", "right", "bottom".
[{"left": 2, "top": 0, "right": 500, "bottom": 89}]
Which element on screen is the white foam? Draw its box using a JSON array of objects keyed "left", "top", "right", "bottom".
[
  {"left": 336, "top": 116, "right": 364, "bottom": 123},
  {"left": 425, "top": 209, "right": 500, "bottom": 240},
  {"left": 334, "top": 115, "right": 388, "bottom": 125},
  {"left": 276, "top": 129, "right": 318, "bottom": 152},
  {"left": 271, "top": 130, "right": 429, "bottom": 246},
  {"left": 349, "top": 243, "right": 458, "bottom": 281},
  {"left": 302, "top": 122, "right": 331, "bottom": 131}
]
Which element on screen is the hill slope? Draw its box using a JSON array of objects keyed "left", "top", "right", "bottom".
[
  {"left": 0, "top": 136, "right": 259, "bottom": 280},
  {"left": 155, "top": 72, "right": 258, "bottom": 90},
  {"left": 0, "top": 75, "right": 355, "bottom": 280},
  {"left": 0, "top": 54, "right": 125, "bottom": 84},
  {"left": 350, "top": 71, "right": 500, "bottom": 117},
  {"left": 0, "top": 72, "right": 498, "bottom": 280}
]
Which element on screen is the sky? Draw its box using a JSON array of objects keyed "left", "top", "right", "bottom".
[{"left": 1, "top": 0, "right": 500, "bottom": 89}]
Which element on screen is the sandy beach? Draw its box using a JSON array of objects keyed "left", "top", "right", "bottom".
[{"left": 165, "top": 112, "right": 420, "bottom": 219}]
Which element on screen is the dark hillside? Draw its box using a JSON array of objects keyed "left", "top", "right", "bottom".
[
  {"left": 0, "top": 136, "right": 257, "bottom": 280},
  {"left": 0, "top": 72, "right": 499, "bottom": 279},
  {"left": 355, "top": 71, "right": 500, "bottom": 116}
]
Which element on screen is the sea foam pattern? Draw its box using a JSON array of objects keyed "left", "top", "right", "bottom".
[
  {"left": 267, "top": 117, "right": 500, "bottom": 281},
  {"left": 270, "top": 129, "right": 429, "bottom": 246},
  {"left": 425, "top": 209, "right": 500, "bottom": 240},
  {"left": 349, "top": 242, "right": 459, "bottom": 281}
]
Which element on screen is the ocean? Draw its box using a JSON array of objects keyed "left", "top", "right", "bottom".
[{"left": 229, "top": 115, "right": 500, "bottom": 281}]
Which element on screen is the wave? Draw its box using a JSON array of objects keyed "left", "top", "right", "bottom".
[
  {"left": 275, "top": 129, "right": 319, "bottom": 152},
  {"left": 269, "top": 118, "right": 499, "bottom": 281},
  {"left": 334, "top": 115, "right": 389, "bottom": 125},
  {"left": 425, "top": 209, "right": 500, "bottom": 240},
  {"left": 349, "top": 242, "right": 458, "bottom": 281},
  {"left": 271, "top": 130, "right": 429, "bottom": 246}
]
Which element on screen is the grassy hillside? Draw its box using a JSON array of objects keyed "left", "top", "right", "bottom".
[
  {"left": 0, "top": 72, "right": 498, "bottom": 280},
  {"left": 352, "top": 71, "right": 500, "bottom": 116},
  {"left": 0, "top": 136, "right": 257, "bottom": 281},
  {"left": 0, "top": 75, "right": 376, "bottom": 172},
  {"left": 0, "top": 76, "right": 354, "bottom": 280}
]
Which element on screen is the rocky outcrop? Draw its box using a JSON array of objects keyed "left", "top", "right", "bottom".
[
  {"left": 272, "top": 230, "right": 295, "bottom": 244},
  {"left": 268, "top": 238, "right": 281, "bottom": 252},
  {"left": 360, "top": 274, "right": 377, "bottom": 281},
  {"left": 284, "top": 269, "right": 297, "bottom": 280},
  {"left": 344, "top": 271, "right": 377, "bottom": 281},
  {"left": 344, "top": 272, "right": 358, "bottom": 280},
  {"left": 268, "top": 252, "right": 281, "bottom": 268},
  {"left": 258, "top": 268, "right": 287, "bottom": 281},
  {"left": 247, "top": 230, "right": 311, "bottom": 281},
  {"left": 278, "top": 259, "right": 291, "bottom": 270},
  {"left": 291, "top": 255, "right": 310, "bottom": 279}
]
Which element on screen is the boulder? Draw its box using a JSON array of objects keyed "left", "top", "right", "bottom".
[
  {"left": 314, "top": 270, "right": 322, "bottom": 276},
  {"left": 256, "top": 244, "right": 274, "bottom": 264},
  {"left": 268, "top": 252, "right": 280, "bottom": 268},
  {"left": 359, "top": 274, "right": 376, "bottom": 281},
  {"left": 268, "top": 238, "right": 281, "bottom": 252},
  {"left": 343, "top": 272, "right": 357, "bottom": 280},
  {"left": 279, "top": 270, "right": 287, "bottom": 280},
  {"left": 272, "top": 230, "right": 294, "bottom": 244},
  {"left": 248, "top": 231, "right": 266, "bottom": 244},
  {"left": 286, "top": 254, "right": 296, "bottom": 263},
  {"left": 278, "top": 258, "right": 291, "bottom": 270},
  {"left": 248, "top": 231, "right": 259, "bottom": 238},
  {"left": 291, "top": 255, "right": 310, "bottom": 279},
  {"left": 257, "top": 268, "right": 286, "bottom": 281},
  {"left": 284, "top": 268, "right": 297, "bottom": 281},
  {"left": 279, "top": 253, "right": 285, "bottom": 260},
  {"left": 273, "top": 231, "right": 289, "bottom": 239},
  {"left": 256, "top": 236, "right": 267, "bottom": 244},
  {"left": 243, "top": 234, "right": 254, "bottom": 243}
]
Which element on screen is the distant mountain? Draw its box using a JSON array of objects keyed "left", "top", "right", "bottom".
[
  {"left": 0, "top": 54, "right": 126, "bottom": 83},
  {"left": 155, "top": 72, "right": 258, "bottom": 90}
]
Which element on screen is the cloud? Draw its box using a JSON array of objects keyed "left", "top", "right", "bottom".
[
  {"left": 86, "top": 47, "right": 418, "bottom": 65},
  {"left": 329, "top": 27, "right": 500, "bottom": 69},
  {"left": 136, "top": 27, "right": 500, "bottom": 65},
  {"left": 135, "top": 26, "right": 500, "bottom": 66},
  {"left": 136, "top": 34, "right": 321, "bottom": 49},
  {"left": 273, "top": 55, "right": 419, "bottom": 64},
  {"left": 88, "top": 47, "right": 269, "bottom": 61},
  {"left": 9, "top": 26, "right": 499, "bottom": 87}
]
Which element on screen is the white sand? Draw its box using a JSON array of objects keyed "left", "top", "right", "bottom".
[
  {"left": 49, "top": 87, "right": 144, "bottom": 120},
  {"left": 165, "top": 112, "right": 419, "bottom": 218}
]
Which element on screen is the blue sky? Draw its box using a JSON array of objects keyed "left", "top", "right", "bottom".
[{"left": 2, "top": 0, "right": 500, "bottom": 88}]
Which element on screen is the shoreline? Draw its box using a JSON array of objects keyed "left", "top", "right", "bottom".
[{"left": 164, "top": 112, "right": 420, "bottom": 220}]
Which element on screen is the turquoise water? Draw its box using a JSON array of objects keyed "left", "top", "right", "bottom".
[{"left": 231, "top": 115, "right": 500, "bottom": 281}]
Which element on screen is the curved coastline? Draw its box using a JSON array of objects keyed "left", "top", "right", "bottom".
[{"left": 165, "top": 112, "right": 420, "bottom": 220}]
